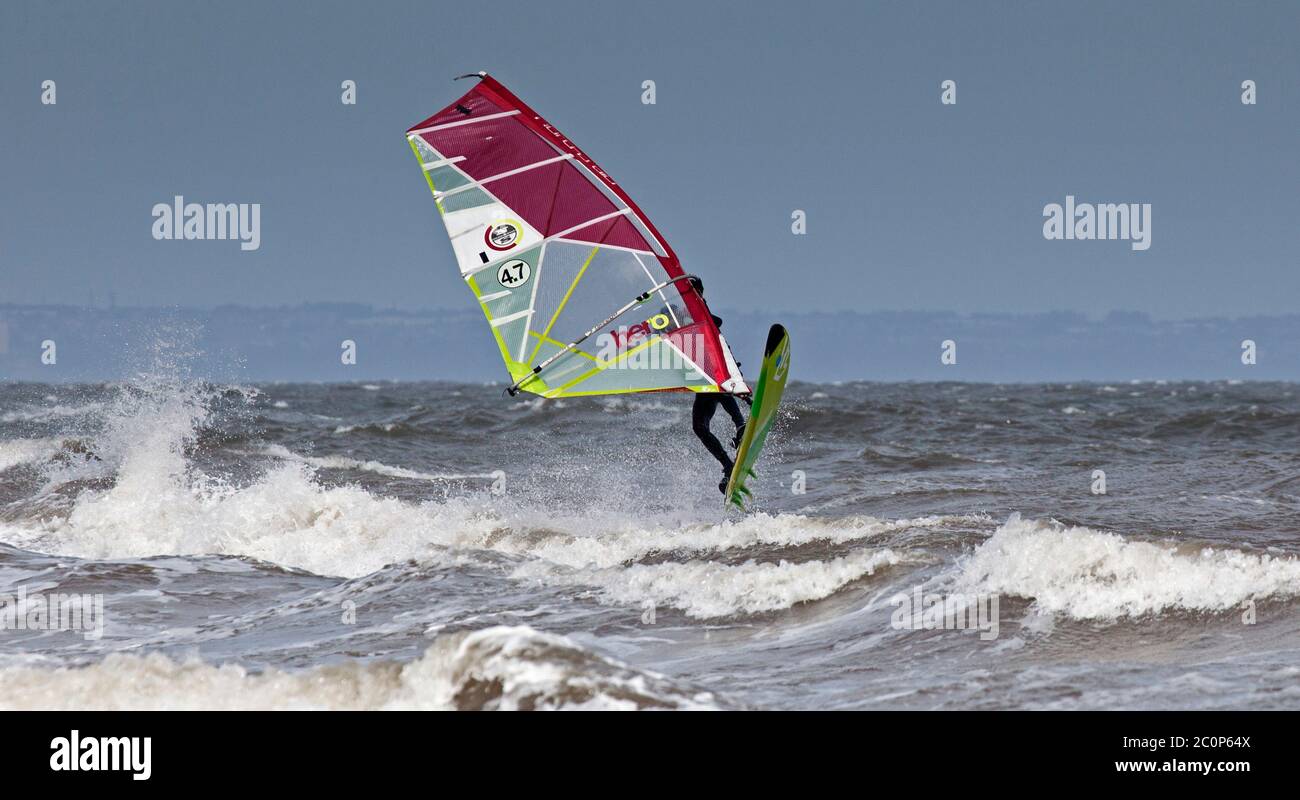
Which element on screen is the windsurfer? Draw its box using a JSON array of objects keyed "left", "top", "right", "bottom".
[{"left": 687, "top": 277, "right": 751, "bottom": 492}]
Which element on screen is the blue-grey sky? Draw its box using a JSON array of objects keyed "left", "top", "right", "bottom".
[{"left": 1, "top": 0, "right": 1296, "bottom": 319}]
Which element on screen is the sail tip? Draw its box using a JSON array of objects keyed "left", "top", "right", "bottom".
[{"left": 454, "top": 71, "right": 487, "bottom": 81}]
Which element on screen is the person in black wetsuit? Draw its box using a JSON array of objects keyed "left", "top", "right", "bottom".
[{"left": 687, "top": 277, "right": 750, "bottom": 494}]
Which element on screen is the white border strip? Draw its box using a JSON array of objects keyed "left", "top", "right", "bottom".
[
  {"left": 490, "top": 309, "right": 533, "bottom": 327},
  {"left": 436, "top": 154, "right": 573, "bottom": 199},
  {"left": 422, "top": 156, "right": 466, "bottom": 171},
  {"left": 408, "top": 109, "right": 520, "bottom": 135}
]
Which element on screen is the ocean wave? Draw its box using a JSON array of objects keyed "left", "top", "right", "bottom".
[
  {"left": 955, "top": 514, "right": 1300, "bottom": 619},
  {"left": 0, "top": 452, "right": 935, "bottom": 581},
  {"left": 0, "top": 463, "right": 476, "bottom": 578},
  {"left": 0, "top": 625, "right": 720, "bottom": 710},
  {"left": 0, "top": 377, "right": 951, "bottom": 579},
  {"left": 332, "top": 422, "right": 406, "bottom": 435},
  {"left": 858, "top": 446, "right": 985, "bottom": 469},
  {"left": 0, "top": 403, "right": 103, "bottom": 424},
  {"left": 474, "top": 511, "right": 945, "bottom": 571},
  {"left": 517, "top": 547, "right": 903, "bottom": 619},
  {"left": 259, "top": 444, "right": 495, "bottom": 482}
]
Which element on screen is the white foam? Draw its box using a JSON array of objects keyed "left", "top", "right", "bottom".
[
  {"left": 259, "top": 444, "right": 494, "bottom": 482},
  {"left": 0, "top": 379, "right": 930, "bottom": 625},
  {"left": 4, "top": 466, "right": 927, "bottom": 585},
  {"left": 333, "top": 422, "right": 397, "bottom": 434},
  {"left": 597, "top": 397, "right": 680, "bottom": 414},
  {"left": 2, "top": 463, "right": 489, "bottom": 577},
  {"left": 1, "top": 403, "right": 103, "bottom": 424},
  {"left": 0, "top": 438, "right": 62, "bottom": 472},
  {"left": 0, "top": 626, "right": 718, "bottom": 711},
  {"left": 4, "top": 403, "right": 944, "bottom": 581},
  {"left": 513, "top": 397, "right": 566, "bottom": 412},
  {"left": 519, "top": 548, "right": 903, "bottom": 619},
  {"left": 955, "top": 514, "right": 1300, "bottom": 619},
  {"left": 486, "top": 511, "right": 929, "bottom": 572}
]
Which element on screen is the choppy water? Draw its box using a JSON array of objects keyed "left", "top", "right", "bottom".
[{"left": 1, "top": 375, "right": 1299, "bottom": 709}]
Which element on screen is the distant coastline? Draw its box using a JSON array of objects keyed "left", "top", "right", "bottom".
[{"left": 1, "top": 303, "right": 1295, "bottom": 383}]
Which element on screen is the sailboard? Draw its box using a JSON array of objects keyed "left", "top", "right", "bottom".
[
  {"left": 725, "top": 325, "right": 791, "bottom": 509},
  {"left": 405, "top": 72, "right": 749, "bottom": 399}
]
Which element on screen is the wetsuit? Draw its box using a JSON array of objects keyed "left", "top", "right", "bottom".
[
  {"left": 692, "top": 311, "right": 747, "bottom": 478},
  {"left": 693, "top": 393, "right": 746, "bottom": 474}
]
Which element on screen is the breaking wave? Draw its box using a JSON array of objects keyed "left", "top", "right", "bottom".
[
  {"left": 955, "top": 514, "right": 1300, "bottom": 619},
  {"left": 517, "top": 548, "right": 903, "bottom": 619},
  {"left": 0, "top": 626, "right": 721, "bottom": 711},
  {"left": 0, "top": 375, "right": 930, "bottom": 632}
]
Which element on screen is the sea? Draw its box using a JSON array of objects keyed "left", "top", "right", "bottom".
[{"left": 1, "top": 373, "right": 1298, "bottom": 709}]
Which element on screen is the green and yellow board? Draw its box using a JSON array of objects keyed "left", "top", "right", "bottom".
[{"left": 725, "top": 324, "right": 792, "bottom": 509}]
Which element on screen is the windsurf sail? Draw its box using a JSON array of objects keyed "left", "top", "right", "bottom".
[{"left": 405, "top": 72, "right": 749, "bottom": 398}]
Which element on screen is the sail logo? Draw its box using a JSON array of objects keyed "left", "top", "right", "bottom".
[
  {"left": 484, "top": 220, "right": 521, "bottom": 251},
  {"left": 537, "top": 120, "right": 616, "bottom": 186},
  {"left": 1043, "top": 195, "right": 1151, "bottom": 251},
  {"left": 600, "top": 315, "right": 675, "bottom": 351},
  {"left": 151, "top": 195, "right": 261, "bottom": 251},
  {"left": 772, "top": 339, "right": 791, "bottom": 383},
  {"left": 49, "top": 731, "right": 151, "bottom": 781}
]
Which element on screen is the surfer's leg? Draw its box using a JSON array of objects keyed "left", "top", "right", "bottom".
[
  {"left": 692, "top": 395, "right": 734, "bottom": 473},
  {"left": 720, "top": 394, "right": 745, "bottom": 427},
  {"left": 719, "top": 394, "right": 746, "bottom": 448}
]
